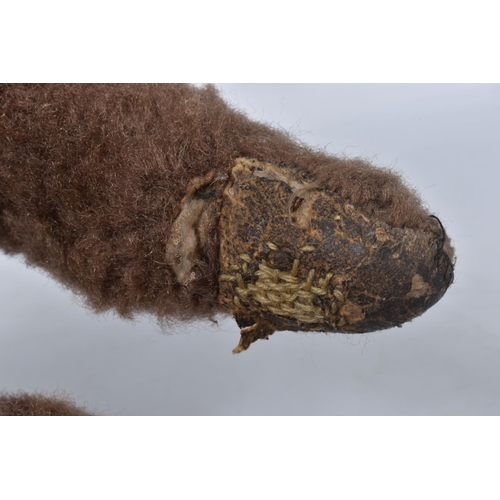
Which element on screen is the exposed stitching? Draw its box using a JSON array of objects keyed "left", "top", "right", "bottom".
[{"left": 220, "top": 246, "right": 346, "bottom": 325}]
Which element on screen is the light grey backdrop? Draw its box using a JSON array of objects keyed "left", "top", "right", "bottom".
[{"left": 1, "top": 84, "right": 498, "bottom": 415}]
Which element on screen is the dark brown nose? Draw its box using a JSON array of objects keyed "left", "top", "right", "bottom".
[{"left": 219, "top": 158, "right": 456, "bottom": 349}]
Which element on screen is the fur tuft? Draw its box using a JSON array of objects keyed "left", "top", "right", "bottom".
[{"left": 0, "top": 391, "right": 91, "bottom": 416}]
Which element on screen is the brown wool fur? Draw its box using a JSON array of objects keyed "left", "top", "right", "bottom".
[
  {"left": 0, "top": 392, "right": 91, "bottom": 416},
  {"left": 0, "top": 83, "right": 440, "bottom": 322}
]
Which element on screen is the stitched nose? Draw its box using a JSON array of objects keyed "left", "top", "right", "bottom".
[{"left": 219, "top": 158, "right": 455, "bottom": 346}]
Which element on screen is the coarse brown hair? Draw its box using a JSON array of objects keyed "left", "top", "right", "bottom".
[
  {"left": 0, "top": 391, "right": 91, "bottom": 416},
  {"left": 0, "top": 84, "right": 437, "bottom": 322}
]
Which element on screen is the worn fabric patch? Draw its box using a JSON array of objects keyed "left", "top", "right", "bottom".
[{"left": 219, "top": 158, "right": 454, "bottom": 352}]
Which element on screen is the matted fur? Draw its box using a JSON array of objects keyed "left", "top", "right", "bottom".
[
  {"left": 0, "top": 84, "right": 436, "bottom": 321},
  {"left": 0, "top": 392, "right": 91, "bottom": 416}
]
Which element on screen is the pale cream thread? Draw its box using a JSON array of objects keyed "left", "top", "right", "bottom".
[
  {"left": 318, "top": 273, "right": 334, "bottom": 289},
  {"left": 220, "top": 254, "right": 344, "bottom": 325},
  {"left": 233, "top": 257, "right": 332, "bottom": 324},
  {"left": 300, "top": 245, "right": 316, "bottom": 253},
  {"left": 333, "top": 289, "right": 345, "bottom": 303},
  {"left": 219, "top": 274, "right": 236, "bottom": 282},
  {"left": 239, "top": 253, "right": 252, "bottom": 263}
]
